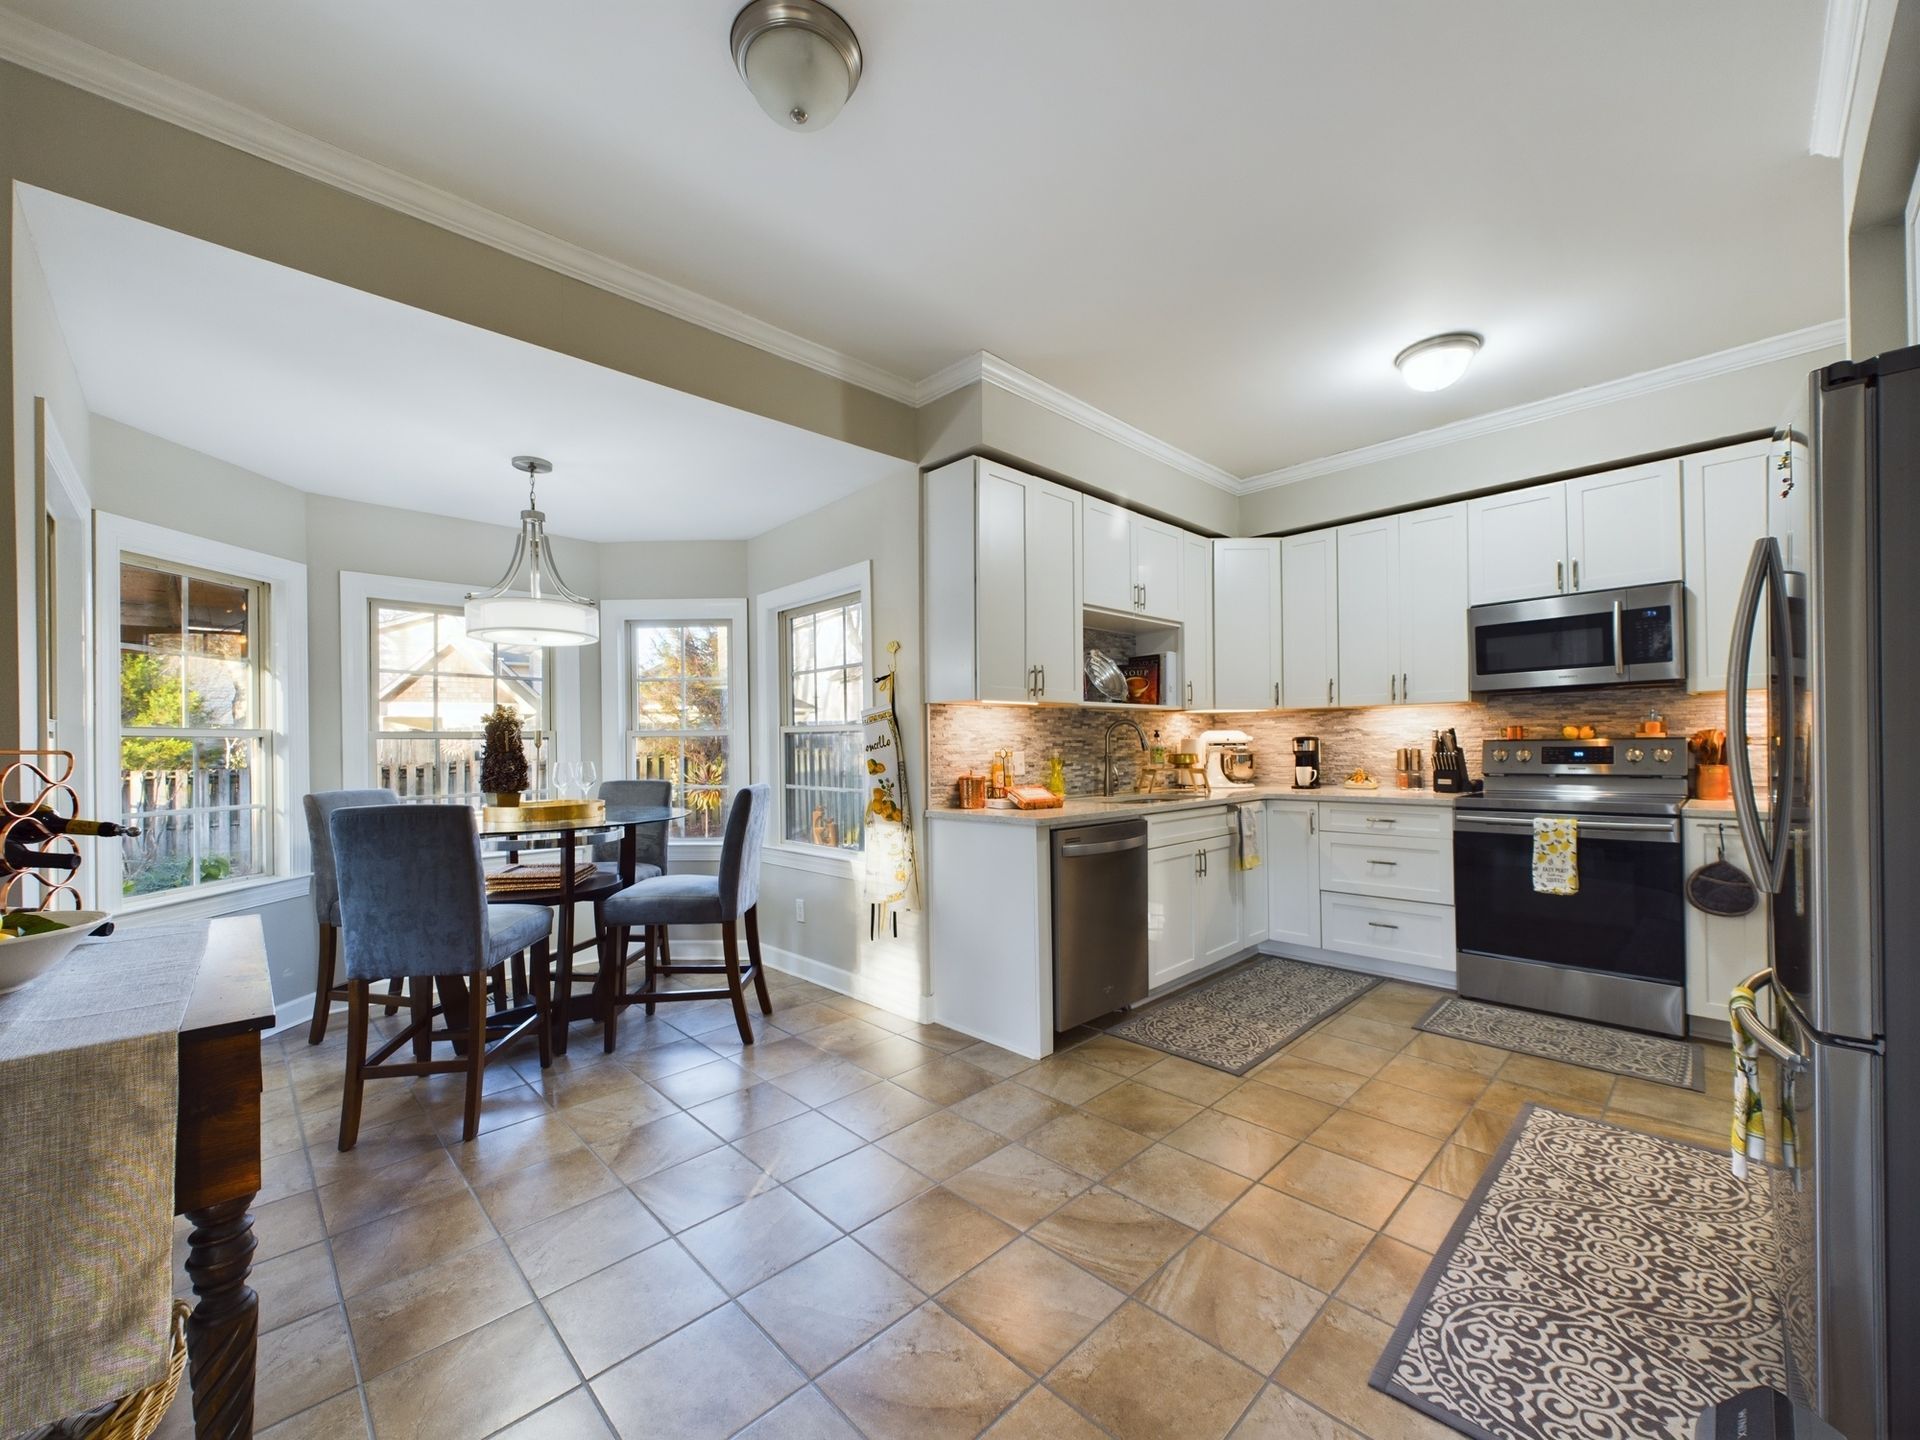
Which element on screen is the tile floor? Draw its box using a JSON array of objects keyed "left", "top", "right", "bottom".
[{"left": 151, "top": 969, "right": 1741, "bottom": 1440}]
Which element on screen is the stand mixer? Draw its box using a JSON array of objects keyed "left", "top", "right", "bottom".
[{"left": 1198, "top": 729, "right": 1256, "bottom": 788}]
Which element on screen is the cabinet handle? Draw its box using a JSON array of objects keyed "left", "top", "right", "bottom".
[
  {"left": 1027, "top": 665, "right": 1037, "bottom": 697},
  {"left": 1556, "top": 560, "right": 1565, "bottom": 593},
  {"left": 1390, "top": 674, "right": 1397, "bottom": 703},
  {"left": 1572, "top": 559, "right": 1580, "bottom": 591},
  {"left": 1273, "top": 682, "right": 1279, "bottom": 707},
  {"left": 1366, "top": 817, "right": 1396, "bottom": 827},
  {"left": 1309, "top": 812, "right": 1315, "bottom": 835},
  {"left": 1194, "top": 850, "right": 1203, "bottom": 878},
  {"left": 1328, "top": 678, "right": 1334, "bottom": 706},
  {"left": 1185, "top": 680, "right": 1193, "bottom": 706},
  {"left": 1403, "top": 672, "right": 1409, "bottom": 702},
  {"left": 1368, "top": 858, "right": 1399, "bottom": 868},
  {"left": 1367, "top": 920, "right": 1401, "bottom": 931}
]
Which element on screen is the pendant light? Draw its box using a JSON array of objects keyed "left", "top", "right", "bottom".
[
  {"left": 464, "top": 456, "right": 599, "bottom": 647},
  {"left": 731, "top": 0, "right": 863, "bottom": 131}
]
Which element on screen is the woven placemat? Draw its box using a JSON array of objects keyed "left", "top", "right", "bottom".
[{"left": 485, "top": 861, "right": 598, "bottom": 893}]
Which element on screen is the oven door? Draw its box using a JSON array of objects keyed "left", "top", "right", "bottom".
[{"left": 1453, "top": 811, "right": 1686, "bottom": 984}]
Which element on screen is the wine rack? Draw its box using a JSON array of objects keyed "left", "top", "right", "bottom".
[{"left": 1, "top": 749, "right": 85, "bottom": 911}]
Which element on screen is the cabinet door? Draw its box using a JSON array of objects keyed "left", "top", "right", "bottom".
[
  {"left": 1681, "top": 441, "right": 1770, "bottom": 694},
  {"left": 1212, "top": 539, "right": 1282, "bottom": 710},
  {"left": 1684, "top": 820, "right": 1770, "bottom": 1027},
  {"left": 1468, "top": 483, "right": 1567, "bottom": 605},
  {"left": 1180, "top": 532, "right": 1214, "bottom": 710},
  {"left": 1398, "top": 502, "right": 1471, "bottom": 703},
  {"left": 1147, "top": 844, "right": 1199, "bottom": 990},
  {"left": 1281, "top": 529, "right": 1338, "bottom": 708},
  {"left": 1082, "top": 496, "right": 1135, "bottom": 613},
  {"left": 1026, "top": 478, "right": 1083, "bottom": 703},
  {"left": 1566, "top": 459, "right": 1682, "bottom": 591},
  {"left": 974, "top": 467, "right": 1033, "bottom": 703},
  {"left": 1134, "top": 517, "right": 1184, "bottom": 622},
  {"left": 1196, "top": 837, "right": 1240, "bottom": 967},
  {"left": 1265, "top": 802, "right": 1321, "bottom": 948},
  {"left": 1335, "top": 518, "right": 1398, "bottom": 706}
]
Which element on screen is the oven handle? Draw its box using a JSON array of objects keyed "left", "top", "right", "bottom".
[{"left": 1455, "top": 814, "right": 1679, "bottom": 842}]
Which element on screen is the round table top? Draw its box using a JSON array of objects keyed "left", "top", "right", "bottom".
[{"left": 476, "top": 803, "right": 687, "bottom": 840}]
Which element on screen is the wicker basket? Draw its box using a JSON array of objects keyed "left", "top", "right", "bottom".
[{"left": 78, "top": 1301, "right": 191, "bottom": 1440}]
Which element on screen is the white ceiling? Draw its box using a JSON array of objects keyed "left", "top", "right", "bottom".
[
  {"left": 17, "top": 185, "right": 905, "bottom": 541},
  {"left": 2, "top": 2, "right": 1844, "bottom": 478}
]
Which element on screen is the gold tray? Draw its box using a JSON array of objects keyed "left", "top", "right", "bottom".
[{"left": 481, "top": 798, "right": 607, "bottom": 828}]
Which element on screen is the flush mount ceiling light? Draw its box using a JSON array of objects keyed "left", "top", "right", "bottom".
[
  {"left": 731, "top": 0, "right": 863, "bottom": 131},
  {"left": 1394, "top": 332, "right": 1483, "bottom": 392},
  {"left": 465, "top": 456, "right": 599, "bottom": 647}
]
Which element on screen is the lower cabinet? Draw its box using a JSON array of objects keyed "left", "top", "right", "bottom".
[
  {"left": 1264, "top": 801, "right": 1321, "bottom": 948},
  {"left": 1319, "top": 891, "right": 1457, "bottom": 968},
  {"left": 1683, "top": 816, "right": 1770, "bottom": 1029},
  {"left": 1148, "top": 809, "right": 1246, "bottom": 991},
  {"left": 1147, "top": 842, "right": 1200, "bottom": 992}
]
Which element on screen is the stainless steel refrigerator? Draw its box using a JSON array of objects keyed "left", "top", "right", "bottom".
[{"left": 1725, "top": 344, "right": 1918, "bottom": 1439}]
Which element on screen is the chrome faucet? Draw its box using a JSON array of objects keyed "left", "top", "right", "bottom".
[{"left": 1102, "top": 718, "right": 1148, "bottom": 796}]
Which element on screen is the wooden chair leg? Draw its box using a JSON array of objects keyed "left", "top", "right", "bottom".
[
  {"left": 338, "top": 980, "right": 368, "bottom": 1152},
  {"left": 308, "top": 924, "right": 337, "bottom": 1045},
  {"left": 511, "top": 953, "right": 529, "bottom": 1006},
  {"left": 648, "top": 927, "right": 666, "bottom": 1016},
  {"left": 383, "top": 978, "right": 404, "bottom": 1016},
  {"left": 460, "top": 968, "right": 489, "bottom": 1143},
  {"left": 533, "top": 938, "right": 554, "bottom": 1069},
  {"left": 721, "top": 918, "right": 754, "bottom": 1046},
  {"left": 598, "top": 916, "right": 618, "bottom": 1056},
  {"left": 489, "top": 962, "right": 508, "bottom": 1012},
  {"left": 410, "top": 975, "right": 434, "bottom": 1064},
  {"left": 745, "top": 905, "right": 773, "bottom": 1016}
]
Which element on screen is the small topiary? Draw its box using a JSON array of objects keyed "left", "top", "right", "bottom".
[{"left": 479, "top": 704, "right": 530, "bottom": 799}]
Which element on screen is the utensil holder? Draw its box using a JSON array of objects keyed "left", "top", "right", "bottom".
[{"left": 1694, "top": 763, "right": 1732, "bottom": 801}]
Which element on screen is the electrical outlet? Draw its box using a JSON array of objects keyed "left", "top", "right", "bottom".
[
  {"left": 794, "top": 898, "right": 806, "bottom": 923},
  {"left": 1012, "top": 749, "right": 1027, "bottom": 776}
]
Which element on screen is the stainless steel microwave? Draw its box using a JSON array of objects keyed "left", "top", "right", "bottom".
[{"left": 1467, "top": 582, "right": 1686, "bottom": 692}]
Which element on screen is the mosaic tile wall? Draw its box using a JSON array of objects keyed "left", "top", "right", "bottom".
[{"left": 926, "top": 683, "right": 1767, "bottom": 803}]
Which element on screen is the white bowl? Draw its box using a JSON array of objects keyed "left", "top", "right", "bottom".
[{"left": 0, "top": 910, "right": 112, "bottom": 994}]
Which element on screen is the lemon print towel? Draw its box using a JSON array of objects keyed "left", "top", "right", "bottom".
[{"left": 1531, "top": 816, "right": 1578, "bottom": 895}]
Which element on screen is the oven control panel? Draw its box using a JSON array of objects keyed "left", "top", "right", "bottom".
[{"left": 1481, "top": 738, "right": 1687, "bottom": 778}]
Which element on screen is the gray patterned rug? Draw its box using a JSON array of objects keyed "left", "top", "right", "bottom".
[
  {"left": 1105, "top": 958, "right": 1377, "bottom": 1074},
  {"left": 1417, "top": 996, "right": 1705, "bottom": 1091},
  {"left": 1372, "top": 1105, "right": 1785, "bottom": 1440}
]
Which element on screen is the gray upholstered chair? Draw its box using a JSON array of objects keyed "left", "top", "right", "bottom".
[
  {"left": 329, "top": 804, "right": 555, "bottom": 1147},
  {"left": 303, "top": 788, "right": 405, "bottom": 1045},
  {"left": 601, "top": 784, "right": 772, "bottom": 1047},
  {"left": 591, "top": 777, "right": 672, "bottom": 881}
]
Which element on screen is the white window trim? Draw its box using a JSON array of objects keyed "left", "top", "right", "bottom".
[
  {"left": 753, "top": 562, "right": 872, "bottom": 876},
  {"left": 94, "top": 513, "right": 311, "bottom": 916},
  {"left": 339, "top": 571, "right": 581, "bottom": 793},
  {"left": 1906, "top": 157, "right": 1920, "bottom": 345},
  {"left": 598, "top": 598, "right": 750, "bottom": 856}
]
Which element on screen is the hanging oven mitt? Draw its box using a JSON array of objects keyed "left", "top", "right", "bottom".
[
  {"left": 1726, "top": 982, "right": 1768, "bottom": 1179},
  {"left": 1530, "top": 816, "right": 1578, "bottom": 896}
]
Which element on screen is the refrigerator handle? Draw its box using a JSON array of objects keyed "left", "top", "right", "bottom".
[
  {"left": 1726, "top": 537, "right": 1788, "bottom": 893},
  {"left": 1733, "top": 970, "right": 1808, "bottom": 1069}
]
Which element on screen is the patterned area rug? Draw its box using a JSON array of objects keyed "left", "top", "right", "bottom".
[
  {"left": 1417, "top": 996, "right": 1705, "bottom": 1091},
  {"left": 1106, "top": 958, "right": 1377, "bottom": 1074},
  {"left": 1372, "top": 1105, "right": 1785, "bottom": 1440}
]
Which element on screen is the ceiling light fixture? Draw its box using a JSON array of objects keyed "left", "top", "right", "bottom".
[
  {"left": 731, "top": 0, "right": 863, "bottom": 132},
  {"left": 464, "top": 456, "right": 599, "bottom": 647},
  {"left": 1394, "top": 332, "right": 1483, "bottom": 392}
]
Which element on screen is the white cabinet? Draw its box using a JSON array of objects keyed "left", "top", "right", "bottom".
[
  {"left": 1180, "top": 532, "right": 1214, "bottom": 710},
  {"left": 1148, "top": 809, "right": 1242, "bottom": 991},
  {"left": 1398, "top": 503, "right": 1470, "bottom": 704},
  {"left": 1197, "top": 835, "right": 1239, "bottom": 967},
  {"left": 924, "top": 457, "right": 1081, "bottom": 704},
  {"left": 1468, "top": 484, "right": 1568, "bottom": 605},
  {"left": 1147, "top": 842, "right": 1200, "bottom": 991},
  {"left": 1083, "top": 498, "right": 1183, "bottom": 622},
  {"left": 1682, "top": 439, "right": 1771, "bottom": 694},
  {"left": 1281, "top": 529, "right": 1338, "bottom": 708},
  {"left": 1264, "top": 801, "right": 1321, "bottom": 948},
  {"left": 1135, "top": 518, "right": 1184, "bottom": 623},
  {"left": 1565, "top": 460, "right": 1682, "bottom": 591},
  {"left": 1684, "top": 816, "right": 1770, "bottom": 1029},
  {"left": 1335, "top": 518, "right": 1398, "bottom": 707},
  {"left": 1212, "top": 539, "right": 1283, "bottom": 710}
]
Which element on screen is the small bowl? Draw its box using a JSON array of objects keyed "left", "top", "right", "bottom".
[
  {"left": 0, "top": 910, "right": 112, "bottom": 994},
  {"left": 1170, "top": 753, "right": 1199, "bottom": 767}
]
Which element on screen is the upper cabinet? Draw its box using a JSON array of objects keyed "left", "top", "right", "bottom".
[
  {"left": 924, "top": 457, "right": 1082, "bottom": 704},
  {"left": 1397, "top": 503, "right": 1471, "bottom": 703},
  {"left": 1681, "top": 439, "right": 1771, "bottom": 694},
  {"left": 1468, "top": 461, "right": 1682, "bottom": 605},
  {"left": 1281, "top": 530, "right": 1338, "bottom": 708},
  {"left": 1211, "top": 539, "right": 1282, "bottom": 710},
  {"left": 1334, "top": 518, "right": 1397, "bottom": 707},
  {"left": 1467, "top": 484, "right": 1568, "bottom": 604},
  {"left": 1083, "top": 497, "right": 1183, "bottom": 622},
  {"left": 1180, "top": 532, "right": 1214, "bottom": 710}
]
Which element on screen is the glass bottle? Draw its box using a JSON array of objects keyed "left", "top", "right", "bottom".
[{"left": 1045, "top": 752, "right": 1066, "bottom": 797}]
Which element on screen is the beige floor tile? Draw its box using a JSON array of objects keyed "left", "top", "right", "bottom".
[
  {"left": 505, "top": 1187, "right": 669, "bottom": 1296},
  {"left": 317, "top": 1148, "right": 465, "bottom": 1236},
  {"left": 1013, "top": 1055, "right": 1123, "bottom": 1106},
  {"left": 679, "top": 1186, "right": 841, "bottom": 1294},
  {"left": 819, "top": 1080, "right": 942, "bottom": 1140},
  {"left": 559, "top": 1087, "right": 683, "bottom": 1148},
  {"left": 1608, "top": 1075, "right": 1730, "bottom": 1130},
  {"left": 735, "top": 1386, "right": 862, "bottom": 1439},
  {"left": 328, "top": 1188, "right": 493, "bottom": 1299},
  {"left": 893, "top": 1054, "right": 998, "bottom": 1105},
  {"left": 769, "top": 1056, "right": 884, "bottom": 1108},
  {"left": 951, "top": 1040, "right": 1035, "bottom": 1079},
  {"left": 787, "top": 1145, "right": 931, "bottom": 1230},
  {"left": 1420, "top": 1143, "right": 1493, "bottom": 1199},
  {"left": 1400, "top": 1030, "right": 1508, "bottom": 1077},
  {"left": 740, "top": 1035, "right": 832, "bottom": 1080},
  {"left": 304, "top": 1120, "right": 441, "bottom": 1191},
  {"left": 253, "top": 1242, "right": 342, "bottom": 1334},
  {"left": 1230, "top": 1384, "right": 1365, "bottom": 1439},
  {"left": 688, "top": 1080, "right": 811, "bottom": 1140},
  {"left": 630, "top": 1144, "right": 779, "bottom": 1231},
  {"left": 1308, "top": 1109, "right": 1444, "bottom": 1181},
  {"left": 1375, "top": 1053, "right": 1494, "bottom": 1107},
  {"left": 939, "top": 1236, "right": 1125, "bottom": 1373},
  {"left": 543, "top": 1239, "right": 726, "bottom": 1376},
  {"left": 1080, "top": 1080, "right": 1204, "bottom": 1137},
  {"left": 1475, "top": 1078, "right": 1606, "bottom": 1122},
  {"left": 817, "top": 1303, "right": 1030, "bottom": 1440},
  {"left": 806, "top": 1017, "right": 901, "bottom": 1060},
  {"left": 854, "top": 1188, "right": 1016, "bottom": 1291},
  {"left": 256, "top": 1388, "right": 370, "bottom": 1439},
  {"left": 593, "top": 1303, "right": 805, "bottom": 1439},
  {"left": 1605, "top": 1108, "right": 1728, "bottom": 1150},
  {"left": 473, "top": 1145, "right": 619, "bottom": 1233},
  {"left": 1140, "top": 1234, "right": 1324, "bottom": 1374},
  {"left": 1382, "top": 1185, "right": 1464, "bottom": 1253},
  {"left": 598, "top": 1109, "right": 722, "bottom": 1183},
  {"left": 983, "top": 1388, "right": 1106, "bottom": 1440},
  {"left": 1051, "top": 1301, "right": 1264, "bottom": 1440},
  {"left": 254, "top": 1192, "right": 327, "bottom": 1262},
  {"left": 1209, "top": 1185, "right": 1373, "bottom": 1292},
  {"left": 1068, "top": 1033, "right": 1164, "bottom": 1077},
  {"left": 425, "top": 1081, "right": 553, "bottom": 1142},
  {"left": 776, "top": 1000, "right": 860, "bottom": 1035},
  {"left": 1024, "top": 1110, "right": 1152, "bottom": 1179},
  {"left": 875, "top": 1111, "right": 1007, "bottom": 1180},
  {"left": 1495, "top": 1052, "right": 1616, "bottom": 1106},
  {"left": 346, "top": 1238, "right": 531, "bottom": 1379},
  {"left": 1105, "top": 1144, "right": 1251, "bottom": 1229},
  {"left": 1276, "top": 1301, "right": 1457, "bottom": 1440},
  {"left": 942, "top": 1144, "right": 1090, "bottom": 1229},
  {"left": 257, "top": 1304, "right": 358, "bottom": 1428},
  {"left": 1162, "top": 1110, "right": 1298, "bottom": 1179},
  {"left": 1286, "top": 1032, "right": 1397, "bottom": 1079},
  {"left": 947, "top": 1080, "right": 1072, "bottom": 1140},
  {"left": 733, "top": 1111, "right": 864, "bottom": 1181},
  {"left": 542, "top": 1061, "right": 675, "bottom": 1117},
  {"left": 841, "top": 1032, "right": 943, "bottom": 1079},
  {"left": 489, "top": 1388, "right": 614, "bottom": 1440},
  {"left": 1321, "top": 1012, "right": 1416, "bottom": 1052},
  {"left": 1263, "top": 1144, "right": 1411, "bottom": 1230},
  {"left": 1029, "top": 1187, "right": 1193, "bottom": 1292},
  {"left": 1344, "top": 1077, "right": 1475, "bottom": 1139},
  {"left": 1336, "top": 1234, "right": 1432, "bottom": 1326},
  {"left": 740, "top": 1236, "right": 924, "bottom": 1375},
  {"left": 650, "top": 1057, "right": 755, "bottom": 1107},
  {"left": 1214, "top": 1080, "right": 1336, "bottom": 1139},
  {"left": 1134, "top": 1055, "right": 1243, "bottom": 1105},
  {"left": 621, "top": 1037, "right": 722, "bottom": 1081},
  {"left": 447, "top": 1111, "right": 584, "bottom": 1185},
  {"left": 1452, "top": 1105, "right": 1519, "bottom": 1154},
  {"left": 1249, "top": 1054, "right": 1367, "bottom": 1107}
]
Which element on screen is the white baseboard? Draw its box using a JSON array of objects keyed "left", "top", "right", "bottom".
[
  {"left": 1256, "top": 940, "right": 1456, "bottom": 991},
  {"left": 665, "top": 938, "right": 930, "bottom": 1024}
]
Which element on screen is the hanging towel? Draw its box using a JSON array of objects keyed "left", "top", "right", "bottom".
[
  {"left": 1726, "top": 982, "right": 1769, "bottom": 1179},
  {"left": 1530, "top": 816, "right": 1579, "bottom": 895},
  {"left": 1234, "top": 803, "right": 1263, "bottom": 871}
]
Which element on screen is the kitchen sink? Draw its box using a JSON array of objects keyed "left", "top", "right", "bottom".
[{"left": 1088, "top": 793, "right": 1203, "bottom": 804}]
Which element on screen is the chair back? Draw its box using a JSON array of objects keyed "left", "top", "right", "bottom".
[
  {"left": 716, "top": 784, "right": 771, "bottom": 919},
  {"left": 303, "top": 788, "right": 399, "bottom": 925},
  {"left": 330, "top": 804, "right": 488, "bottom": 981},
  {"left": 593, "top": 778, "right": 673, "bottom": 871}
]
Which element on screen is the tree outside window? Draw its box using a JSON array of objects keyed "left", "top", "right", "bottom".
[
  {"left": 781, "top": 595, "right": 864, "bottom": 851},
  {"left": 628, "top": 622, "right": 732, "bottom": 839}
]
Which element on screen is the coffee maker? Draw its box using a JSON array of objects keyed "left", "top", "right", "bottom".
[{"left": 1292, "top": 736, "right": 1321, "bottom": 789}]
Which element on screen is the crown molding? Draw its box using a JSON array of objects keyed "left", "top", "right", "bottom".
[
  {"left": 0, "top": 9, "right": 922, "bottom": 405},
  {"left": 1240, "top": 320, "right": 1848, "bottom": 493},
  {"left": 1808, "top": 0, "right": 1868, "bottom": 158}
]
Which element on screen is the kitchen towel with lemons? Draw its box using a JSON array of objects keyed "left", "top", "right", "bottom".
[{"left": 1531, "top": 816, "right": 1579, "bottom": 895}]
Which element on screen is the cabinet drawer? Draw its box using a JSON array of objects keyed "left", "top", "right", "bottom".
[
  {"left": 1148, "top": 808, "right": 1231, "bottom": 848},
  {"left": 1318, "top": 803, "right": 1450, "bottom": 839},
  {"left": 1318, "top": 830, "right": 1452, "bottom": 903},
  {"left": 1319, "top": 893, "right": 1456, "bottom": 969}
]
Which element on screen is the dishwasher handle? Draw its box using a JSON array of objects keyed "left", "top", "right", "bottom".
[{"left": 1058, "top": 835, "right": 1147, "bottom": 858}]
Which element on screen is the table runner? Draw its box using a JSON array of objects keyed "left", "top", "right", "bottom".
[{"left": 0, "top": 922, "right": 208, "bottom": 1436}]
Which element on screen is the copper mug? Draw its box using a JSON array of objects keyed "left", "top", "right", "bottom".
[{"left": 957, "top": 774, "right": 987, "bottom": 810}]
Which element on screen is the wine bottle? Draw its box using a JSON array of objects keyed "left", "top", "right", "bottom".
[
  {"left": 2, "top": 842, "right": 82, "bottom": 873},
  {"left": 3, "top": 804, "right": 138, "bottom": 838}
]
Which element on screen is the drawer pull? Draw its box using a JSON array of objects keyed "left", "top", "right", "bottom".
[
  {"left": 1367, "top": 920, "right": 1401, "bottom": 931},
  {"left": 1367, "top": 859, "right": 1399, "bottom": 868},
  {"left": 1365, "top": 817, "right": 1396, "bottom": 827}
]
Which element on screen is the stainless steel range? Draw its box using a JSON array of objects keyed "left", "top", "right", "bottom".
[{"left": 1453, "top": 736, "right": 1690, "bottom": 1036}]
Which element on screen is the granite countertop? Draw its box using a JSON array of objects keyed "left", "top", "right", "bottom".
[{"left": 927, "top": 782, "right": 1460, "bottom": 827}]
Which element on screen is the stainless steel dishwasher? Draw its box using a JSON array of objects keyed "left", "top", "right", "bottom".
[{"left": 1051, "top": 818, "right": 1149, "bottom": 1031}]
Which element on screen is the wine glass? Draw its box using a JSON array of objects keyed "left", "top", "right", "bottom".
[
  {"left": 552, "top": 761, "right": 580, "bottom": 801},
  {"left": 578, "top": 760, "right": 599, "bottom": 801}
]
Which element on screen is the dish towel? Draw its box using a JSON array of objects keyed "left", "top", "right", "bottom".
[
  {"left": 1726, "top": 982, "right": 1768, "bottom": 1179},
  {"left": 1234, "top": 803, "right": 1262, "bottom": 871},
  {"left": 1530, "top": 816, "right": 1579, "bottom": 895}
]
